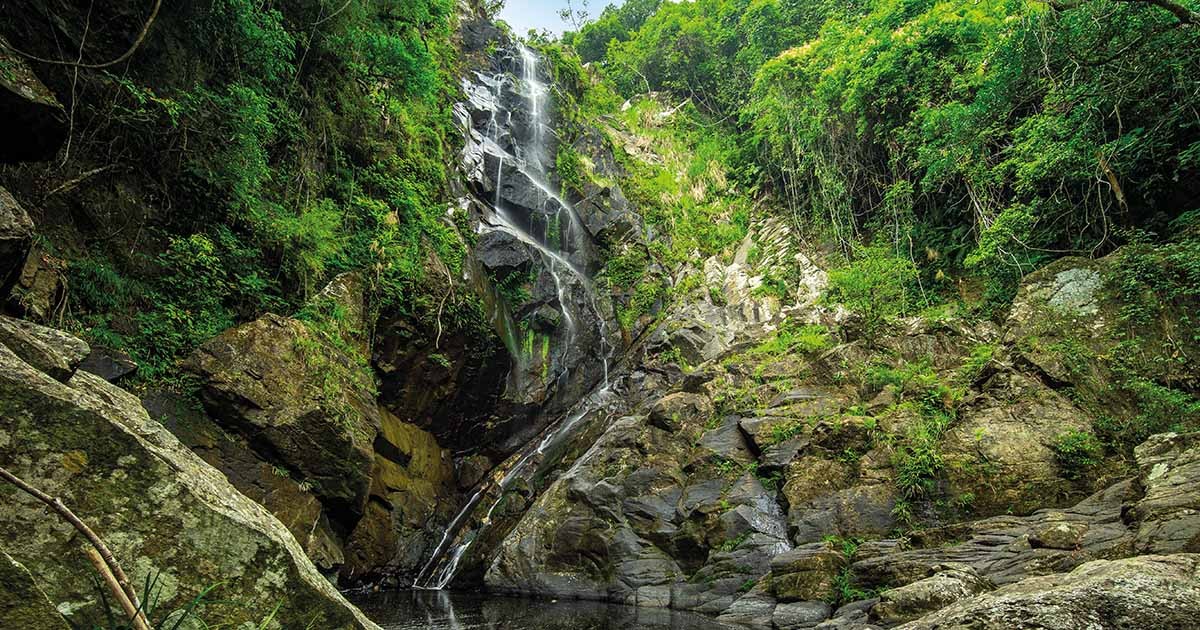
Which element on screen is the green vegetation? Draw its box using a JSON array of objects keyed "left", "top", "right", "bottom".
[
  {"left": 824, "top": 243, "right": 920, "bottom": 335},
  {"left": 567, "top": 0, "right": 1200, "bottom": 318},
  {"left": 748, "top": 322, "right": 832, "bottom": 357},
  {"left": 50, "top": 0, "right": 476, "bottom": 383},
  {"left": 823, "top": 535, "right": 875, "bottom": 605},
  {"left": 1052, "top": 430, "right": 1104, "bottom": 480}
]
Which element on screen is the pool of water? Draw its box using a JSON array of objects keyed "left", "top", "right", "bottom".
[{"left": 352, "top": 590, "right": 737, "bottom": 630}]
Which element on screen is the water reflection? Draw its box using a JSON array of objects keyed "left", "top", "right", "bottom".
[{"left": 352, "top": 590, "right": 737, "bottom": 630}]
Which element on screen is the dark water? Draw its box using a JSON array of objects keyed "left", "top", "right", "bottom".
[{"left": 352, "top": 590, "right": 736, "bottom": 630}]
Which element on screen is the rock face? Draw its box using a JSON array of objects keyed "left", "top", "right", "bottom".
[
  {"left": 0, "top": 42, "right": 68, "bottom": 163},
  {"left": 0, "top": 324, "right": 378, "bottom": 629},
  {"left": 343, "top": 409, "right": 457, "bottom": 581},
  {"left": 901, "top": 554, "right": 1200, "bottom": 629},
  {"left": 187, "top": 312, "right": 380, "bottom": 516},
  {"left": 171, "top": 275, "right": 466, "bottom": 585},
  {"left": 4, "top": 245, "right": 67, "bottom": 321},
  {"left": 462, "top": 206, "right": 1200, "bottom": 630},
  {"left": 0, "top": 188, "right": 35, "bottom": 299},
  {"left": 1130, "top": 433, "right": 1200, "bottom": 553}
]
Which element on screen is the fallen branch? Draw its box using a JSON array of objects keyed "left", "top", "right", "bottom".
[{"left": 0, "top": 465, "right": 150, "bottom": 630}]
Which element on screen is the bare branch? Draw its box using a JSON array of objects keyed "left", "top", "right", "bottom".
[
  {"left": 1, "top": 0, "right": 163, "bottom": 69},
  {"left": 0, "top": 465, "right": 150, "bottom": 630}
]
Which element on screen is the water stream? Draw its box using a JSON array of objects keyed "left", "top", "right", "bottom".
[
  {"left": 355, "top": 590, "right": 734, "bottom": 629},
  {"left": 414, "top": 42, "right": 616, "bottom": 590}
]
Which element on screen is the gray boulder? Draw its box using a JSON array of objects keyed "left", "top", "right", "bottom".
[
  {"left": 900, "top": 554, "right": 1200, "bottom": 629},
  {"left": 0, "top": 315, "right": 88, "bottom": 382}
]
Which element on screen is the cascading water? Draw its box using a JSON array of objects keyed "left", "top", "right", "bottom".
[{"left": 415, "top": 42, "right": 616, "bottom": 590}]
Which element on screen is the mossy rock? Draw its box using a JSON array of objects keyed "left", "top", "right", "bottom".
[
  {"left": 0, "top": 335, "right": 378, "bottom": 628},
  {"left": 0, "top": 549, "right": 69, "bottom": 630},
  {"left": 186, "top": 313, "right": 380, "bottom": 515}
]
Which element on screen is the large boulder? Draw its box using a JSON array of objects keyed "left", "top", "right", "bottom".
[
  {"left": 869, "top": 564, "right": 993, "bottom": 624},
  {"left": 1129, "top": 432, "right": 1200, "bottom": 553},
  {"left": 941, "top": 370, "right": 1093, "bottom": 516},
  {"left": 186, "top": 313, "right": 380, "bottom": 516},
  {"left": 900, "top": 554, "right": 1200, "bottom": 629},
  {"left": 0, "top": 314, "right": 88, "bottom": 381},
  {"left": 0, "top": 188, "right": 34, "bottom": 298},
  {"left": 0, "top": 331, "right": 378, "bottom": 628},
  {"left": 147, "top": 391, "right": 346, "bottom": 573},
  {"left": 0, "top": 41, "right": 68, "bottom": 162}
]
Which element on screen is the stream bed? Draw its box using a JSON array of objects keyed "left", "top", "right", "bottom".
[{"left": 352, "top": 590, "right": 737, "bottom": 629}]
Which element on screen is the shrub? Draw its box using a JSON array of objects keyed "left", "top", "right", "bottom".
[
  {"left": 825, "top": 243, "right": 919, "bottom": 335},
  {"left": 1052, "top": 430, "right": 1104, "bottom": 480}
]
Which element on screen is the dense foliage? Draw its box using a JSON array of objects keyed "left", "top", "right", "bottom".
[
  {"left": 572, "top": 0, "right": 1200, "bottom": 312},
  {"left": 11, "top": 0, "right": 478, "bottom": 379}
]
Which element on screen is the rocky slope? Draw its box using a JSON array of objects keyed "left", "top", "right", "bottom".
[{"left": 464, "top": 214, "right": 1200, "bottom": 628}]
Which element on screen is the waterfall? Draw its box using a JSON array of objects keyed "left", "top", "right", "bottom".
[
  {"left": 414, "top": 41, "right": 616, "bottom": 590},
  {"left": 414, "top": 385, "right": 616, "bottom": 589}
]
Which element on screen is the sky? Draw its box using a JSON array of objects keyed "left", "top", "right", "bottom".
[{"left": 498, "top": 0, "right": 617, "bottom": 36}]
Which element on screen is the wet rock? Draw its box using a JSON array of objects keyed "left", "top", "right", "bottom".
[
  {"left": 186, "top": 313, "right": 380, "bottom": 515},
  {"left": 458, "top": 454, "right": 493, "bottom": 490},
  {"left": 900, "top": 554, "right": 1200, "bottom": 629},
  {"left": 0, "top": 335, "right": 378, "bottom": 629},
  {"left": 0, "top": 315, "right": 88, "bottom": 382},
  {"left": 0, "top": 188, "right": 34, "bottom": 298},
  {"left": 0, "top": 549, "right": 70, "bottom": 629},
  {"left": 477, "top": 229, "right": 533, "bottom": 273},
  {"left": 0, "top": 42, "right": 67, "bottom": 162},
  {"left": 869, "top": 564, "right": 993, "bottom": 624},
  {"left": 78, "top": 346, "right": 138, "bottom": 382}
]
